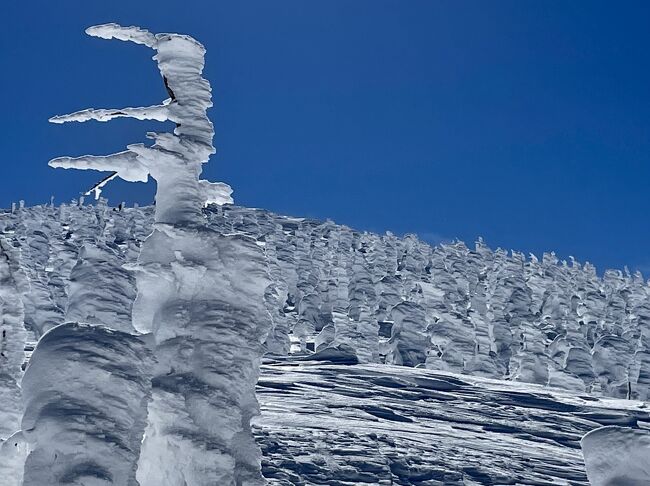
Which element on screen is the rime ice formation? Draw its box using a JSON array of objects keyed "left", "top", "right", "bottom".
[
  {"left": 65, "top": 244, "right": 137, "bottom": 333},
  {"left": 133, "top": 227, "right": 271, "bottom": 486},
  {"left": 21, "top": 324, "right": 152, "bottom": 486},
  {"left": 0, "top": 239, "right": 27, "bottom": 440},
  {"left": 12, "top": 201, "right": 149, "bottom": 486},
  {"left": 581, "top": 426, "right": 650, "bottom": 485},
  {"left": 255, "top": 361, "right": 650, "bottom": 485},
  {"left": 4, "top": 203, "right": 650, "bottom": 400},
  {"left": 0, "top": 239, "right": 28, "bottom": 486},
  {"left": 45, "top": 24, "right": 270, "bottom": 486},
  {"left": 48, "top": 23, "right": 233, "bottom": 220},
  {"left": 4, "top": 24, "right": 650, "bottom": 479},
  {"left": 4, "top": 202, "right": 650, "bottom": 482}
]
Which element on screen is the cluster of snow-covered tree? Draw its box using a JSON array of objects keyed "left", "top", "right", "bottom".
[{"left": 2, "top": 200, "right": 650, "bottom": 406}]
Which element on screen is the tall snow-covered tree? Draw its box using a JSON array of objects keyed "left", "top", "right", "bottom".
[{"left": 33, "top": 24, "right": 271, "bottom": 486}]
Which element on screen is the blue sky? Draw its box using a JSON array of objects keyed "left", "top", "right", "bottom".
[{"left": 2, "top": 1, "right": 650, "bottom": 273}]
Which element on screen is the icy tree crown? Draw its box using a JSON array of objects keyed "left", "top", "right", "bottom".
[{"left": 49, "top": 23, "right": 233, "bottom": 224}]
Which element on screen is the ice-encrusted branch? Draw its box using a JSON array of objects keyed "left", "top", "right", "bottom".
[
  {"left": 198, "top": 179, "right": 234, "bottom": 206},
  {"left": 84, "top": 172, "right": 119, "bottom": 200},
  {"left": 50, "top": 151, "right": 148, "bottom": 182},
  {"left": 49, "top": 104, "right": 172, "bottom": 124},
  {"left": 85, "top": 24, "right": 157, "bottom": 47}
]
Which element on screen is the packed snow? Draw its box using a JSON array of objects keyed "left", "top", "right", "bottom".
[{"left": 255, "top": 359, "right": 650, "bottom": 485}]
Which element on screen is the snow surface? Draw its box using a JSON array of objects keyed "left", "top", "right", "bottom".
[
  {"left": 581, "top": 425, "right": 650, "bottom": 486},
  {"left": 254, "top": 359, "right": 650, "bottom": 485}
]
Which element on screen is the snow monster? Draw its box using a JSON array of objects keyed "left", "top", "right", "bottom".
[{"left": 23, "top": 24, "right": 272, "bottom": 486}]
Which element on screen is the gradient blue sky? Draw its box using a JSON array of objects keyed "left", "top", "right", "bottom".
[{"left": 2, "top": 1, "right": 650, "bottom": 273}]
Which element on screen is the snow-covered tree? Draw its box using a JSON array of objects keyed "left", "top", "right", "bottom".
[
  {"left": 34, "top": 23, "right": 270, "bottom": 486},
  {"left": 0, "top": 237, "right": 29, "bottom": 486}
]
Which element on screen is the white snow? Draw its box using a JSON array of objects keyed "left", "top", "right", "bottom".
[
  {"left": 255, "top": 360, "right": 650, "bottom": 485},
  {"left": 21, "top": 323, "right": 152, "bottom": 486},
  {"left": 581, "top": 425, "right": 650, "bottom": 485}
]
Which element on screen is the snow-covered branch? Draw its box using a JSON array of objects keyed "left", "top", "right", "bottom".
[{"left": 49, "top": 104, "right": 171, "bottom": 124}]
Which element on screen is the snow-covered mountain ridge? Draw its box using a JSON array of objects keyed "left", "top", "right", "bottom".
[{"left": 2, "top": 201, "right": 649, "bottom": 402}]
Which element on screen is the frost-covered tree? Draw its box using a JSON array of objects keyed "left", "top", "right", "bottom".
[
  {"left": 386, "top": 300, "right": 428, "bottom": 367},
  {"left": 262, "top": 229, "right": 291, "bottom": 356},
  {"left": 423, "top": 242, "right": 477, "bottom": 373},
  {"left": 21, "top": 323, "right": 153, "bottom": 486},
  {"left": 0, "top": 239, "right": 27, "bottom": 441},
  {"left": 0, "top": 238, "right": 29, "bottom": 486},
  {"left": 65, "top": 243, "right": 137, "bottom": 333},
  {"left": 33, "top": 23, "right": 271, "bottom": 486}
]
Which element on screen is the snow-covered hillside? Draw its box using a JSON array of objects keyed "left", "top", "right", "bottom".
[
  {"left": 3, "top": 202, "right": 650, "bottom": 484},
  {"left": 3, "top": 202, "right": 650, "bottom": 400}
]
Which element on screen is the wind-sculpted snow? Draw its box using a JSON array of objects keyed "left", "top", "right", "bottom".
[
  {"left": 0, "top": 203, "right": 145, "bottom": 340},
  {"left": 49, "top": 23, "right": 232, "bottom": 220},
  {"left": 4, "top": 202, "right": 650, "bottom": 482},
  {"left": 0, "top": 238, "right": 27, "bottom": 440},
  {"left": 254, "top": 359, "right": 650, "bottom": 485},
  {"left": 4, "top": 202, "right": 650, "bottom": 404},
  {"left": 3, "top": 22, "right": 648, "bottom": 485},
  {"left": 46, "top": 23, "right": 270, "bottom": 485},
  {"left": 21, "top": 323, "right": 152, "bottom": 486},
  {"left": 0, "top": 238, "right": 28, "bottom": 486},
  {"left": 133, "top": 226, "right": 271, "bottom": 486},
  {"left": 66, "top": 244, "right": 136, "bottom": 332},
  {"left": 581, "top": 426, "right": 650, "bottom": 485}
]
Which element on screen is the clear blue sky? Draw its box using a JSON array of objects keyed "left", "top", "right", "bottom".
[{"left": 2, "top": 1, "right": 650, "bottom": 273}]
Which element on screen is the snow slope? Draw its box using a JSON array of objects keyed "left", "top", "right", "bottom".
[
  {"left": 3, "top": 202, "right": 650, "bottom": 484},
  {"left": 3, "top": 202, "right": 650, "bottom": 400},
  {"left": 255, "top": 359, "right": 650, "bottom": 485}
]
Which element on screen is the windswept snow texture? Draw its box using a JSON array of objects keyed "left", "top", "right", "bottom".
[
  {"left": 3, "top": 202, "right": 650, "bottom": 401},
  {"left": 254, "top": 360, "right": 650, "bottom": 485}
]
